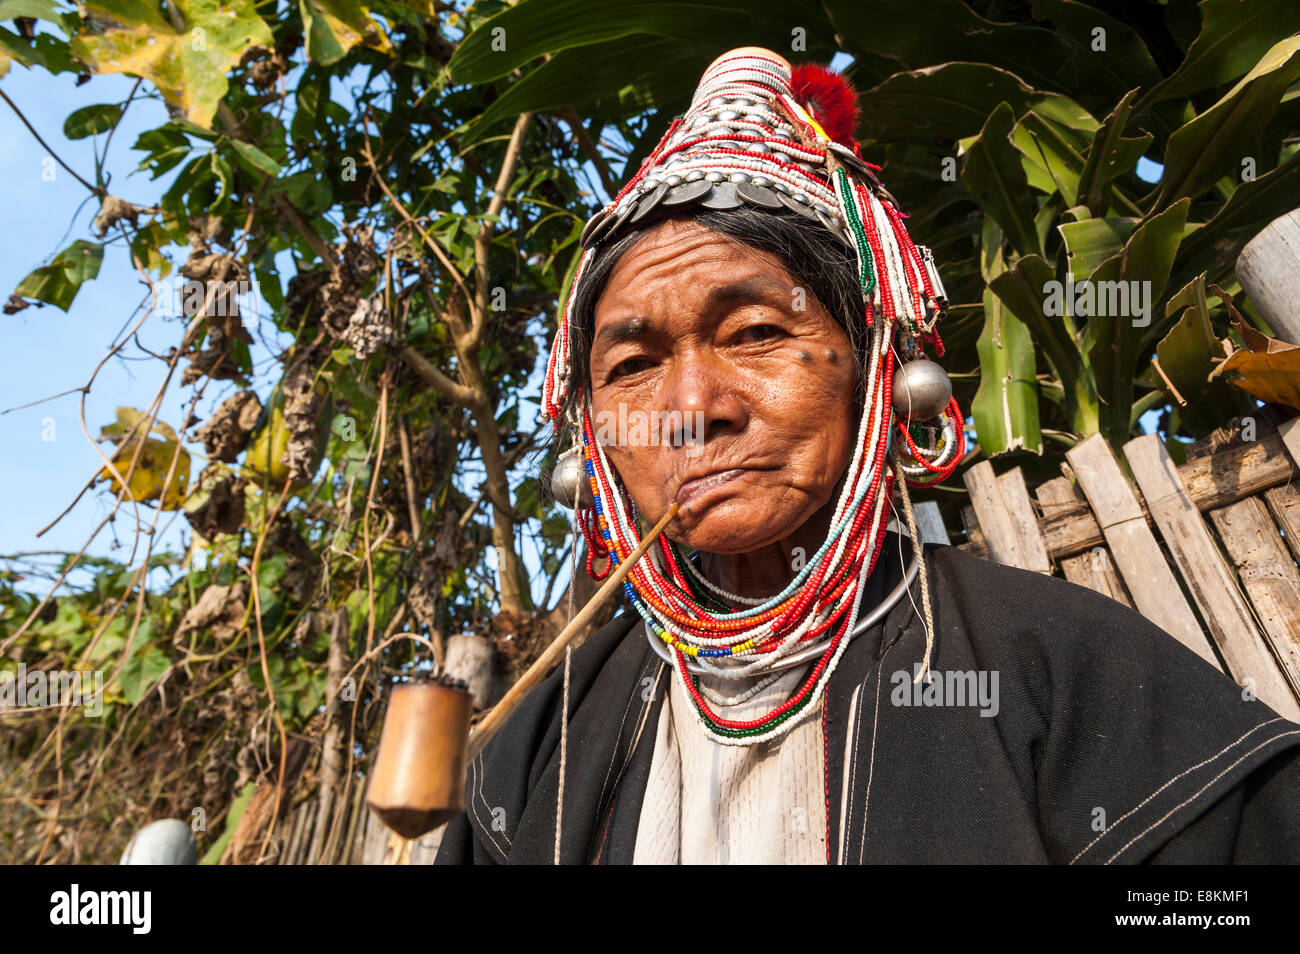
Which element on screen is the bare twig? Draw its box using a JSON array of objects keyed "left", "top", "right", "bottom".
[
  {"left": 397, "top": 417, "right": 422, "bottom": 541},
  {"left": 467, "top": 112, "right": 532, "bottom": 351},
  {"left": 560, "top": 106, "right": 616, "bottom": 199},
  {"left": 0, "top": 88, "right": 101, "bottom": 195}
]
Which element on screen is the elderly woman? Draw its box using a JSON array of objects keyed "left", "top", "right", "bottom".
[{"left": 435, "top": 48, "right": 1300, "bottom": 865}]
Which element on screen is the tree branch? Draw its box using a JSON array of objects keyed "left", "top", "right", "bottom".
[
  {"left": 214, "top": 102, "right": 340, "bottom": 268},
  {"left": 468, "top": 112, "right": 531, "bottom": 351},
  {"left": 396, "top": 416, "right": 423, "bottom": 540},
  {"left": 361, "top": 130, "right": 473, "bottom": 306},
  {"left": 397, "top": 345, "right": 478, "bottom": 408},
  {"left": 0, "top": 88, "right": 101, "bottom": 195},
  {"left": 560, "top": 106, "right": 617, "bottom": 199}
]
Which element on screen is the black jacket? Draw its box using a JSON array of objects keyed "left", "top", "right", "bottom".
[{"left": 435, "top": 535, "right": 1300, "bottom": 864}]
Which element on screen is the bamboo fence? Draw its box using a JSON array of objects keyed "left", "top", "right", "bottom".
[{"left": 960, "top": 415, "right": 1300, "bottom": 723}]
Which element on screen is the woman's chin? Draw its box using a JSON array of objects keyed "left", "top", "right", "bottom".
[{"left": 670, "top": 498, "right": 800, "bottom": 556}]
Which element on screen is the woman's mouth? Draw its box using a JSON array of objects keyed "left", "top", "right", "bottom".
[{"left": 676, "top": 468, "right": 748, "bottom": 506}]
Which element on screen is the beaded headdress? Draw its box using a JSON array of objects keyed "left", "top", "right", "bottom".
[{"left": 543, "top": 48, "right": 965, "bottom": 745}]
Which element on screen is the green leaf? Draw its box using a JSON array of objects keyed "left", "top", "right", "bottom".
[
  {"left": 859, "top": 62, "right": 1043, "bottom": 144},
  {"left": 987, "top": 255, "right": 1076, "bottom": 378},
  {"left": 1027, "top": 94, "right": 1100, "bottom": 135},
  {"left": 1083, "top": 198, "right": 1192, "bottom": 445},
  {"left": 162, "top": 153, "right": 216, "bottom": 219},
  {"left": 299, "top": 0, "right": 391, "bottom": 66},
  {"left": 70, "top": 0, "right": 274, "bottom": 128},
  {"left": 253, "top": 247, "right": 284, "bottom": 312},
  {"left": 1140, "top": 0, "right": 1300, "bottom": 106},
  {"left": 1171, "top": 151, "right": 1300, "bottom": 289},
  {"left": 1152, "top": 273, "right": 1243, "bottom": 436},
  {"left": 825, "top": 0, "right": 1132, "bottom": 108},
  {"left": 14, "top": 240, "right": 104, "bottom": 310},
  {"left": 1076, "top": 89, "right": 1152, "bottom": 218},
  {"left": 989, "top": 254, "right": 1098, "bottom": 434},
  {"left": 1058, "top": 217, "right": 1138, "bottom": 279},
  {"left": 451, "top": 0, "right": 751, "bottom": 84},
  {"left": 200, "top": 780, "right": 255, "bottom": 864},
  {"left": 1157, "top": 34, "right": 1300, "bottom": 206},
  {"left": 960, "top": 102, "right": 1040, "bottom": 258},
  {"left": 1028, "top": 0, "right": 1162, "bottom": 96},
  {"left": 282, "top": 165, "right": 333, "bottom": 215},
  {"left": 0, "top": 0, "right": 61, "bottom": 21},
  {"left": 209, "top": 152, "right": 232, "bottom": 209},
  {"left": 1010, "top": 109, "right": 1090, "bottom": 206},
  {"left": 134, "top": 124, "right": 193, "bottom": 178},
  {"left": 0, "top": 25, "right": 76, "bottom": 74},
  {"left": 128, "top": 220, "right": 173, "bottom": 277},
  {"left": 1119, "top": 198, "right": 1191, "bottom": 319},
  {"left": 972, "top": 221, "right": 1042, "bottom": 455},
  {"left": 463, "top": 35, "right": 704, "bottom": 140},
  {"left": 228, "top": 138, "right": 281, "bottom": 178},
  {"left": 120, "top": 641, "right": 169, "bottom": 705},
  {"left": 63, "top": 102, "right": 124, "bottom": 139},
  {"left": 290, "top": 68, "right": 328, "bottom": 142}
]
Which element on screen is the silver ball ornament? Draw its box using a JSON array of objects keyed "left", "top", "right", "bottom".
[
  {"left": 549, "top": 447, "right": 594, "bottom": 510},
  {"left": 891, "top": 360, "right": 952, "bottom": 421}
]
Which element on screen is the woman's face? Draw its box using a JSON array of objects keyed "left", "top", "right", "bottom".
[{"left": 588, "top": 218, "right": 858, "bottom": 555}]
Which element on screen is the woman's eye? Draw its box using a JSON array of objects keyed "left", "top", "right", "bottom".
[
  {"left": 738, "top": 324, "right": 783, "bottom": 343},
  {"left": 608, "top": 356, "right": 654, "bottom": 380}
]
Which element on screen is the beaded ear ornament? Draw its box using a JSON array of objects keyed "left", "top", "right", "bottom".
[{"left": 542, "top": 49, "right": 964, "bottom": 745}]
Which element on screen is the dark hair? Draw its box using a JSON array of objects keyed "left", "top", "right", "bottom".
[{"left": 560, "top": 206, "right": 867, "bottom": 422}]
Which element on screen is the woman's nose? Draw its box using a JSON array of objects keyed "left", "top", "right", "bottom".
[{"left": 658, "top": 350, "right": 747, "bottom": 447}]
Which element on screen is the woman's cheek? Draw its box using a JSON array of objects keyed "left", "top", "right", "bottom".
[{"left": 591, "top": 390, "right": 662, "bottom": 488}]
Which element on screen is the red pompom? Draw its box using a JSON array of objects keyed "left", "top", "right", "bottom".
[{"left": 790, "top": 63, "right": 860, "bottom": 147}]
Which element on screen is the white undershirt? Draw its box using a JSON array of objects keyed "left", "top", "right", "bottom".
[{"left": 632, "top": 659, "right": 828, "bottom": 865}]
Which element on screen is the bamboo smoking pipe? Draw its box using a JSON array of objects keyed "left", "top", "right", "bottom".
[
  {"left": 369, "top": 503, "right": 679, "bottom": 849},
  {"left": 466, "top": 501, "right": 679, "bottom": 761}
]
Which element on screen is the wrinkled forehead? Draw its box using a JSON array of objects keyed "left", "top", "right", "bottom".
[{"left": 592, "top": 219, "right": 801, "bottom": 318}]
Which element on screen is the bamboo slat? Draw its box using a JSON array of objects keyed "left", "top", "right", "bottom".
[
  {"left": 1271, "top": 418, "right": 1300, "bottom": 565},
  {"left": 340, "top": 781, "right": 366, "bottom": 865},
  {"left": 964, "top": 461, "right": 1035, "bottom": 569},
  {"left": 912, "top": 499, "right": 950, "bottom": 546},
  {"left": 887, "top": 500, "right": 949, "bottom": 546},
  {"left": 284, "top": 802, "right": 309, "bottom": 865},
  {"left": 361, "top": 808, "right": 389, "bottom": 866},
  {"left": 1066, "top": 434, "right": 1214, "bottom": 665},
  {"left": 1263, "top": 484, "right": 1300, "bottom": 564},
  {"left": 1038, "top": 492, "right": 1107, "bottom": 558},
  {"left": 408, "top": 824, "right": 447, "bottom": 865},
  {"left": 1125, "top": 435, "right": 1300, "bottom": 720},
  {"left": 1281, "top": 416, "right": 1300, "bottom": 461},
  {"left": 996, "top": 467, "right": 1052, "bottom": 573},
  {"left": 1040, "top": 432, "right": 1294, "bottom": 559},
  {"left": 1035, "top": 477, "right": 1134, "bottom": 607},
  {"left": 959, "top": 505, "right": 990, "bottom": 559},
  {"left": 1208, "top": 497, "right": 1300, "bottom": 698},
  {"left": 1175, "top": 431, "right": 1295, "bottom": 512}
]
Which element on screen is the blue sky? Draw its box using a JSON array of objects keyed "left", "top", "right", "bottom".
[{"left": 1, "top": 67, "right": 194, "bottom": 574}]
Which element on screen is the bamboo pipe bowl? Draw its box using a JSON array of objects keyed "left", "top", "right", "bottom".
[{"left": 366, "top": 681, "right": 473, "bottom": 839}]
